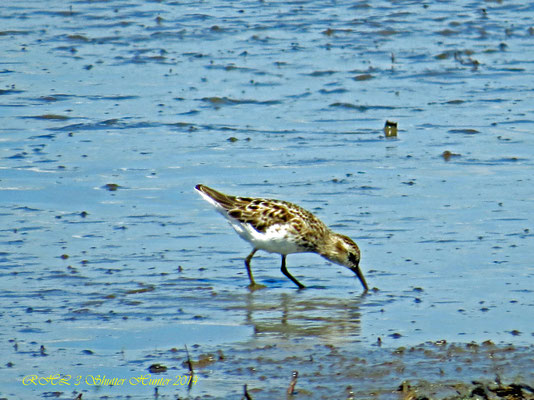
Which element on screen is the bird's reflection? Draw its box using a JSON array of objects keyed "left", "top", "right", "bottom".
[{"left": 235, "top": 290, "right": 366, "bottom": 341}]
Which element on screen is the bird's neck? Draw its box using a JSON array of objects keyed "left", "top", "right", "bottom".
[{"left": 316, "top": 232, "right": 345, "bottom": 265}]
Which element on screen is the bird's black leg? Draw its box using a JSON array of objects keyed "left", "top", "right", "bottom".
[
  {"left": 244, "top": 249, "right": 258, "bottom": 286},
  {"left": 280, "top": 255, "right": 305, "bottom": 289}
]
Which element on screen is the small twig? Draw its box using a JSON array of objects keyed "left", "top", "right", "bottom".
[
  {"left": 287, "top": 370, "right": 298, "bottom": 396},
  {"left": 184, "top": 345, "right": 194, "bottom": 374},
  {"left": 244, "top": 384, "right": 253, "bottom": 400},
  {"left": 184, "top": 345, "right": 195, "bottom": 391}
]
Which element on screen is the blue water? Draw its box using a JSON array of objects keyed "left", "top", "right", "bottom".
[{"left": 1, "top": 0, "right": 534, "bottom": 398}]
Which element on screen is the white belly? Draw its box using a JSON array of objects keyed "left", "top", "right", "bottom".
[{"left": 229, "top": 220, "right": 303, "bottom": 255}]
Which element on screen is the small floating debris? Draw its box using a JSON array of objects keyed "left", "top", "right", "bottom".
[
  {"left": 322, "top": 28, "right": 335, "bottom": 36},
  {"left": 448, "top": 128, "right": 479, "bottom": 134},
  {"left": 32, "top": 114, "right": 70, "bottom": 120},
  {"left": 384, "top": 120, "right": 398, "bottom": 137},
  {"left": 201, "top": 96, "right": 280, "bottom": 106},
  {"left": 353, "top": 73, "right": 373, "bottom": 81},
  {"left": 125, "top": 285, "right": 155, "bottom": 295},
  {"left": 402, "top": 180, "right": 415, "bottom": 186},
  {"left": 194, "top": 353, "right": 217, "bottom": 368},
  {"left": 435, "top": 51, "right": 451, "bottom": 60},
  {"left": 67, "top": 34, "right": 90, "bottom": 42},
  {"left": 442, "top": 150, "right": 461, "bottom": 161},
  {"left": 103, "top": 183, "right": 120, "bottom": 191},
  {"left": 148, "top": 363, "right": 168, "bottom": 373}
]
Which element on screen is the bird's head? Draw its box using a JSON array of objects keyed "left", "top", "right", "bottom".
[{"left": 320, "top": 233, "right": 368, "bottom": 291}]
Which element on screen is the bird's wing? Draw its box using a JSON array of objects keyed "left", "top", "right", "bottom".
[{"left": 196, "top": 184, "right": 319, "bottom": 233}]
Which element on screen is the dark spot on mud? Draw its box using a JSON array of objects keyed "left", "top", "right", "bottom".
[
  {"left": 125, "top": 285, "right": 155, "bottom": 295},
  {"left": 448, "top": 128, "right": 480, "bottom": 134},
  {"left": 442, "top": 150, "right": 461, "bottom": 161},
  {"left": 30, "top": 114, "right": 70, "bottom": 120},
  {"left": 148, "top": 363, "right": 167, "bottom": 373},
  {"left": 103, "top": 183, "right": 120, "bottom": 191},
  {"left": 354, "top": 73, "right": 374, "bottom": 81}
]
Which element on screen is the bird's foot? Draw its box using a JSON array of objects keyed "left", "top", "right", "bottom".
[{"left": 247, "top": 283, "right": 267, "bottom": 292}]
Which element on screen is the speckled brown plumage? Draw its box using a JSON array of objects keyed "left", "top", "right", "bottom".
[{"left": 198, "top": 185, "right": 326, "bottom": 248}]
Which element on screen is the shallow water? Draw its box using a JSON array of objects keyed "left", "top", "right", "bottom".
[{"left": 1, "top": 0, "right": 534, "bottom": 398}]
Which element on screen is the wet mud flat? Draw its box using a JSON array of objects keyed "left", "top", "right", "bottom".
[
  {"left": 4, "top": 281, "right": 534, "bottom": 399},
  {"left": 171, "top": 339, "right": 534, "bottom": 400},
  {"left": 7, "top": 321, "right": 534, "bottom": 399},
  {"left": 2, "top": 0, "right": 534, "bottom": 399}
]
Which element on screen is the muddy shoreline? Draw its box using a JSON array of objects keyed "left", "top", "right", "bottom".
[{"left": 11, "top": 337, "right": 534, "bottom": 399}]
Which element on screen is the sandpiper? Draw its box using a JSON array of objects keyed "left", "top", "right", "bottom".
[{"left": 195, "top": 185, "right": 368, "bottom": 291}]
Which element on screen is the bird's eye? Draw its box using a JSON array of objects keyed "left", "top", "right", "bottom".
[{"left": 348, "top": 252, "right": 358, "bottom": 265}]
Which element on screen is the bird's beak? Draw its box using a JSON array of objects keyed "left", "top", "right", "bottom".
[{"left": 351, "top": 263, "right": 369, "bottom": 291}]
